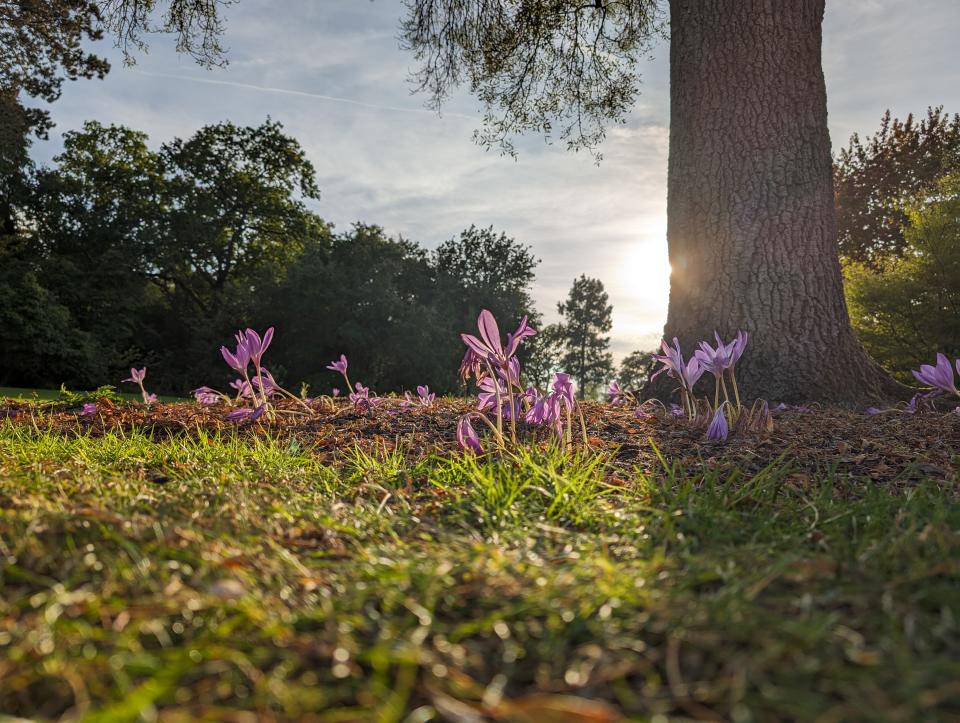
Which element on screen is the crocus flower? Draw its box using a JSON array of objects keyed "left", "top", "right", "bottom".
[
  {"left": 417, "top": 385, "right": 436, "bottom": 405},
  {"left": 221, "top": 340, "right": 251, "bottom": 373},
  {"left": 230, "top": 378, "right": 253, "bottom": 398},
  {"left": 192, "top": 386, "right": 221, "bottom": 405},
  {"left": 694, "top": 333, "right": 735, "bottom": 378},
  {"left": 80, "top": 402, "right": 97, "bottom": 416},
  {"left": 525, "top": 393, "right": 562, "bottom": 434},
  {"left": 123, "top": 367, "right": 146, "bottom": 385},
  {"left": 224, "top": 404, "right": 266, "bottom": 423},
  {"left": 332, "top": 388, "right": 341, "bottom": 397},
  {"left": 652, "top": 338, "right": 703, "bottom": 392},
  {"left": 461, "top": 310, "right": 536, "bottom": 369},
  {"left": 912, "top": 353, "right": 958, "bottom": 396},
  {"left": 458, "top": 347, "right": 484, "bottom": 383},
  {"left": 607, "top": 381, "right": 623, "bottom": 406},
  {"left": 122, "top": 367, "right": 156, "bottom": 405},
  {"left": 244, "top": 327, "right": 274, "bottom": 367},
  {"left": 706, "top": 408, "right": 729, "bottom": 441},
  {"left": 456, "top": 415, "right": 484, "bottom": 453},
  {"left": 251, "top": 368, "right": 279, "bottom": 397},
  {"left": 326, "top": 355, "right": 348, "bottom": 376},
  {"left": 551, "top": 373, "right": 576, "bottom": 409},
  {"left": 477, "top": 375, "right": 518, "bottom": 420},
  {"left": 349, "top": 383, "right": 382, "bottom": 411}
]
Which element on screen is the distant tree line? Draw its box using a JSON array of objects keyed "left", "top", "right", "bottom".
[{"left": 0, "top": 119, "right": 546, "bottom": 394}]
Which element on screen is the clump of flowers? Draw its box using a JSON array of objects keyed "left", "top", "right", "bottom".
[
  {"left": 913, "top": 353, "right": 959, "bottom": 398},
  {"left": 455, "top": 310, "right": 586, "bottom": 454},
  {"left": 402, "top": 385, "right": 436, "bottom": 409},
  {"left": 121, "top": 367, "right": 157, "bottom": 405},
  {"left": 327, "top": 354, "right": 382, "bottom": 412},
  {"left": 649, "top": 331, "right": 771, "bottom": 442},
  {"left": 209, "top": 326, "right": 311, "bottom": 422},
  {"left": 867, "top": 353, "right": 960, "bottom": 416}
]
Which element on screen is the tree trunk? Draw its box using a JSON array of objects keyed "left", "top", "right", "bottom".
[{"left": 661, "top": 0, "right": 901, "bottom": 404}]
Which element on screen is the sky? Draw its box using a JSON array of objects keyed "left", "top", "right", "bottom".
[{"left": 31, "top": 0, "right": 960, "bottom": 359}]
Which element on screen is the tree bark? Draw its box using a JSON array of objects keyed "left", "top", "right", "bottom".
[{"left": 660, "top": 0, "right": 902, "bottom": 404}]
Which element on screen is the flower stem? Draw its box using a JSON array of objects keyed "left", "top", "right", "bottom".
[{"left": 729, "top": 367, "right": 742, "bottom": 410}]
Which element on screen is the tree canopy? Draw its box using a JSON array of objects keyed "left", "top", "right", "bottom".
[
  {"left": 835, "top": 107, "right": 960, "bottom": 266},
  {"left": 557, "top": 274, "right": 614, "bottom": 398},
  {"left": 401, "top": 0, "right": 662, "bottom": 155}
]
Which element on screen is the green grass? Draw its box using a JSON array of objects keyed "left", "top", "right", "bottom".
[
  {"left": 0, "top": 386, "right": 65, "bottom": 401},
  {"left": 0, "top": 386, "right": 185, "bottom": 403},
  {"left": 1, "top": 423, "right": 958, "bottom": 721}
]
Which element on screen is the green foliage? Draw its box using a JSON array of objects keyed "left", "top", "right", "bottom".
[
  {"left": 523, "top": 322, "right": 564, "bottom": 388},
  {"left": 617, "top": 348, "right": 654, "bottom": 391},
  {"left": 556, "top": 274, "right": 614, "bottom": 398},
  {"left": 845, "top": 174, "right": 960, "bottom": 381},
  {"left": 0, "top": 1, "right": 109, "bottom": 133},
  {"left": 1, "top": 424, "right": 958, "bottom": 719},
  {"left": 835, "top": 107, "right": 960, "bottom": 266},
  {"left": 56, "top": 383, "right": 124, "bottom": 406},
  {"left": 401, "top": 0, "right": 662, "bottom": 155}
]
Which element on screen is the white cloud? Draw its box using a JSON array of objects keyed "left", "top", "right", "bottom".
[{"left": 31, "top": 0, "right": 960, "bottom": 362}]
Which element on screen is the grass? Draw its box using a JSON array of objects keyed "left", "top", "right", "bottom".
[
  {"left": 0, "top": 387, "right": 65, "bottom": 401},
  {"left": 0, "top": 387, "right": 185, "bottom": 403},
  {"left": 0, "top": 422, "right": 958, "bottom": 721}
]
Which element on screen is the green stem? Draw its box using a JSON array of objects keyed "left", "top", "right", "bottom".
[{"left": 729, "top": 367, "right": 742, "bottom": 410}]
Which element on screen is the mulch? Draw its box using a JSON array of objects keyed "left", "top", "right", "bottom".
[{"left": 3, "top": 397, "right": 958, "bottom": 490}]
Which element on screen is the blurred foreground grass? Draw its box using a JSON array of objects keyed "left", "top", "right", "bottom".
[{"left": 0, "top": 423, "right": 958, "bottom": 721}]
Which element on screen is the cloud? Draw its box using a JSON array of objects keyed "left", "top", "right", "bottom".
[{"left": 31, "top": 0, "right": 960, "bottom": 363}]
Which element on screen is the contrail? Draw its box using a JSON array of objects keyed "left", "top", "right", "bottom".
[{"left": 132, "top": 69, "right": 476, "bottom": 121}]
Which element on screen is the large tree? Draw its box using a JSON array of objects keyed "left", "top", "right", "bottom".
[{"left": 400, "top": 0, "right": 902, "bottom": 403}]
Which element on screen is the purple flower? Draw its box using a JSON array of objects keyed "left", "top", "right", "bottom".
[
  {"left": 865, "top": 406, "right": 882, "bottom": 416},
  {"left": 224, "top": 404, "right": 266, "bottom": 423},
  {"left": 456, "top": 415, "right": 484, "bottom": 453},
  {"left": 912, "top": 353, "right": 958, "bottom": 396},
  {"left": 80, "top": 402, "right": 97, "bottom": 416},
  {"left": 251, "top": 368, "right": 279, "bottom": 397},
  {"left": 221, "top": 340, "right": 251, "bottom": 373},
  {"left": 332, "top": 388, "right": 341, "bottom": 398},
  {"left": 458, "top": 347, "right": 484, "bottom": 383},
  {"left": 525, "top": 392, "right": 562, "bottom": 433},
  {"left": 477, "top": 375, "right": 517, "bottom": 419},
  {"left": 607, "top": 381, "right": 623, "bottom": 406},
  {"left": 244, "top": 327, "right": 274, "bottom": 368},
  {"left": 669, "top": 403, "right": 685, "bottom": 418},
  {"left": 506, "top": 315, "right": 537, "bottom": 356},
  {"left": 706, "top": 408, "right": 729, "bottom": 441},
  {"left": 349, "top": 383, "right": 382, "bottom": 411},
  {"left": 694, "top": 333, "right": 735, "bottom": 378},
  {"left": 417, "top": 385, "right": 436, "bottom": 405},
  {"left": 121, "top": 366, "right": 156, "bottom": 405},
  {"left": 230, "top": 378, "right": 253, "bottom": 398},
  {"left": 461, "top": 310, "right": 536, "bottom": 369},
  {"left": 123, "top": 367, "right": 146, "bottom": 384},
  {"left": 551, "top": 373, "right": 576, "bottom": 409},
  {"left": 652, "top": 338, "right": 703, "bottom": 392},
  {"left": 326, "top": 354, "right": 349, "bottom": 376},
  {"left": 192, "top": 386, "right": 221, "bottom": 405}
]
